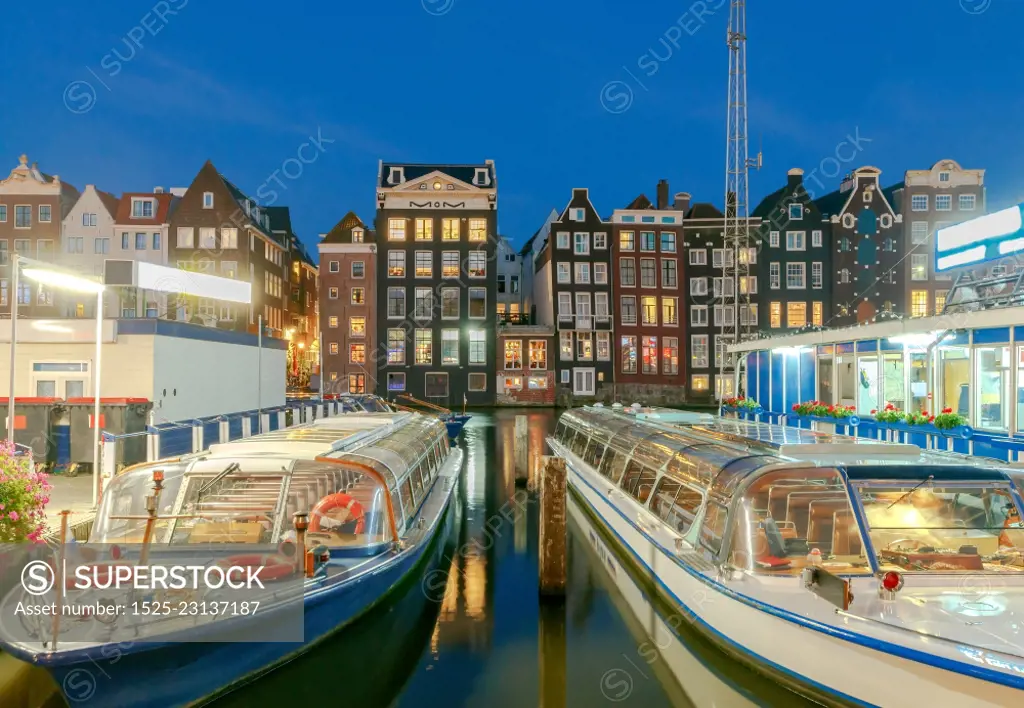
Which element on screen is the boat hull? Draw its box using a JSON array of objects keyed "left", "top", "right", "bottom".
[{"left": 556, "top": 439, "right": 1024, "bottom": 708}]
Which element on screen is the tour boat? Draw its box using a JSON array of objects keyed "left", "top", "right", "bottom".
[
  {"left": 0, "top": 412, "right": 462, "bottom": 708},
  {"left": 550, "top": 405, "right": 1024, "bottom": 707}
]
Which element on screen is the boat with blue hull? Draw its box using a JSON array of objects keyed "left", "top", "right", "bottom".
[
  {"left": 550, "top": 405, "right": 1024, "bottom": 707},
  {"left": 334, "top": 394, "right": 470, "bottom": 443},
  {"left": 0, "top": 412, "right": 462, "bottom": 708}
]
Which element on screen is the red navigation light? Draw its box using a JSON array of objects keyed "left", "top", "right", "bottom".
[{"left": 881, "top": 571, "right": 903, "bottom": 592}]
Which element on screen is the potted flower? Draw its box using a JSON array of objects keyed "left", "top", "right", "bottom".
[
  {"left": 872, "top": 403, "right": 906, "bottom": 425},
  {"left": 722, "top": 396, "right": 760, "bottom": 413},
  {"left": 933, "top": 407, "right": 972, "bottom": 439},
  {"left": 904, "top": 410, "right": 935, "bottom": 427},
  {"left": 0, "top": 440, "right": 51, "bottom": 543}
]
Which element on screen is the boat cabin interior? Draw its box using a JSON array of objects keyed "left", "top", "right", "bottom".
[
  {"left": 555, "top": 408, "right": 1024, "bottom": 577},
  {"left": 91, "top": 414, "right": 451, "bottom": 554}
]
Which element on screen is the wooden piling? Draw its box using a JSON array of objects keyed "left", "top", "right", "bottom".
[
  {"left": 538, "top": 456, "right": 567, "bottom": 595},
  {"left": 514, "top": 415, "right": 529, "bottom": 485},
  {"left": 538, "top": 596, "right": 567, "bottom": 708}
]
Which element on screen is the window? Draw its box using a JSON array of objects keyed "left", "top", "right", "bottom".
[
  {"left": 134, "top": 232, "right": 147, "bottom": 250},
  {"left": 769, "top": 230, "right": 780, "bottom": 247},
  {"left": 121, "top": 232, "right": 131, "bottom": 250},
  {"left": 691, "top": 335, "right": 709, "bottom": 368},
  {"left": 739, "top": 304, "right": 758, "bottom": 326},
  {"left": 939, "top": 171, "right": 950, "bottom": 183},
  {"left": 387, "top": 287, "right": 406, "bottom": 318},
  {"left": 572, "top": 368, "right": 596, "bottom": 396},
  {"left": 811, "top": 262, "right": 823, "bottom": 289},
  {"left": 911, "top": 195, "right": 929, "bottom": 211},
  {"left": 661, "top": 259, "right": 677, "bottom": 288},
  {"left": 935, "top": 291, "right": 947, "bottom": 314},
  {"left": 641, "top": 336, "right": 658, "bottom": 374},
  {"left": 387, "top": 373, "right": 406, "bottom": 391},
  {"left": 621, "top": 336, "right": 637, "bottom": 373},
  {"left": 441, "top": 329, "right": 460, "bottom": 365},
  {"left": 388, "top": 250, "right": 406, "bottom": 277},
  {"left": 437, "top": 251, "right": 459, "bottom": 278},
  {"left": 469, "top": 219, "right": 487, "bottom": 242},
  {"left": 935, "top": 194, "right": 952, "bottom": 211},
  {"left": 505, "top": 339, "right": 523, "bottom": 369},
  {"left": 349, "top": 343, "right": 366, "bottom": 364},
  {"left": 441, "top": 218, "right": 460, "bottom": 241},
  {"left": 788, "top": 203, "right": 802, "bottom": 220},
  {"left": 594, "top": 232, "right": 607, "bottom": 249},
  {"left": 574, "top": 262, "right": 591, "bottom": 284},
  {"left": 14, "top": 205, "right": 31, "bottom": 228},
  {"left": 328, "top": 316, "right": 339, "bottom": 329},
  {"left": 690, "top": 305, "right": 708, "bottom": 327},
  {"left": 714, "top": 337, "right": 734, "bottom": 368},
  {"left": 661, "top": 297, "right": 678, "bottom": 326},
  {"left": 576, "top": 333, "right": 593, "bottom": 362},
  {"left": 620, "top": 258, "right": 635, "bottom": 287},
  {"left": 740, "top": 275, "right": 757, "bottom": 295},
  {"left": 691, "top": 375, "right": 709, "bottom": 392},
  {"left": 0, "top": 242, "right": 8, "bottom": 265},
  {"left": 387, "top": 329, "right": 406, "bottom": 364},
  {"left": 812, "top": 301, "right": 823, "bottom": 326},
  {"left": 907, "top": 253, "right": 929, "bottom": 281},
  {"left": 352, "top": 261, "right": 365, "bottom": 278},
  {"left": 80, "top": 212, "right": 96, "bottom": 227},
  {"left": 349, "top": 316, "right": 366, "bottom": 338},
  {"left": 690, "top": 277, "right": 708, "bottom": 296},
  {"left": 327, "top": 260, "right": 340, "bottom": 274},
  {"left": 641, "top": 296, "right": 657, "bottom": 326},
  {"left": 0, "top": 206, "right": 5, "bottom": 222},
  {"left": 787, "top": 302, "right": 807, "bottom": 328},
  {"left": 640, "top": 258, "right": 656, "bottom": 287},
  {"left": 414, "top": 288, "right": 433, "bottom": 320},
  {"left": 469, "top": 287, "right": 486, "bottom": 318},
  {"left": 786, "top": 262, "right": 806, "bottom": 289},
  {"left": 389, "top": 218, "right": 407, "bottom": 241},
  {"left": 415, "top": 218, "right": 433, "bottom": 241},
  {"left": 570, "top": 208, "right": 585, "bottom": 222},
  {"left": 468, "top": 372, "right": 488, "bottom": 392},
  {"left": 621, "top": 296, "right": 637, "bottom": 325},
  {"left": 911, "top": 290, "right": 929, "bottom": 317},
  {"left": 217, "top": 227, "right": 236, "bottom": 249},
  {"left": 712, "top": 277, "right": 734, "bottom": 298},
  {"left": 329, "top": 342, "right": 339, "bottom": 355},
  {"left": 440, "top": 288, "right": 459, "bottom": 319},
  {"left": 558, "top": 293, "right": 572, "bottom": 322},
  {"left": 713, "top": 305, "right": 735, "bottom": 327},
  {"left": 594, "top": 263, "right": 608, "bottom": 285},
  {"left": 65, "top": 236, "right": 84, "bottom": 254},
  {"left": 414, "top": 329, "right": 432, "bottom": 364},
  {"left": 660, "top": 232, "right": 676, "bottom": 253},
  {"left": 811, "top": 230, "right": 822, "bottom": 247},
  {"left": 0, "top": 279, "right": 5, "bottom": 306},
  {"left": 639, "top": 232, "right": 656, "bottom": 252},
  {"left": 36, "top": 240, "right": 54, "bottom": 259},
  {"left": 959, "top": 194, "right": 976, "bottom": 211},
  {"left": 911, "top": 221, "right": 929, "bottom": 245},
  {"left": 560, "top": 332, "right": 573, "bottom": 361},
  {"left": 177, "top": 227, "right": 194, "bottom": 248},
  {"left": 574, "top": 232, "right": 589, "bottom": 255},
  {"left": 689, "top": 249, "right": 707, "bottom": 265},
  {"left": 415, "top": 251, "right": 432, "bottom": 278},
  {"left": 840, "top": 268, "right": 850, "bottom": 284},
  {"left": 575, "top": 292, "right": 593, "bottom": 328},
  {"left": 597, "top": 332, "right": 610, "bottom": 361},
  {"left": 553, "top": 262, "right": 570, "bottom": 285},
  {"left": 467, "top": 251, "right": 486, "bottom": 278},
  {"left": 769, "top": 302, "right": 782, "bottom": 328},
  {"left": 786, "top": 231, "right": 806, "bottom": 251},
  {"left": 132, "top": 199, "right": 153, "bottom": 218},
  {"left": 468, "top": 330, "right": 486, "bottom": 365},
  {"left": 712, "top": 249, "right": 734, "bottom": 268},
  {"left": 769, "top": 262, "right": 780, "bottom": 289},
  {"left": 556, "top": 232, "right": 570, "bottom": 249},
  {"left": 352, "top": 228, "right": 364, "bottom": 243},
  {"left": 328, "top": 287, "right": 339, "bottom": 299},
  {"left": 528, "top": 340, "right": 547, "bottom": 370},
  {"left": 347, "top": 374, "right": 366, "bottom": 394},
  {"left": 595, "top": 292, "right": 609, "bottom": 321}
]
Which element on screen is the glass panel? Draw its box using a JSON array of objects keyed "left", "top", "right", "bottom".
[
  {"left": 837, "top": 354, "right": 856, "bottom": 408},
  {"left": 620, "top": 459, "right": 646, "bottom": 496},
  {"left": 857, "top": 483, "right": 1024, "bottom": 573},
  {"left": 939, "top": 347, "right": 969, "bottom": 417},
  {"left": 909, "top": 351, "right": 929, "bottom": 413},
  {"left": 651, "top": 478, "right": 704, "bottom": 535},
  {"left": 976, "top": 346, "right": 1010, "bottom": 431},
  {"left": 817, "top": 358, "right": 834, "bottom": 406},
  {"left": 598, "top": 448, "right": 627, "bottom": 484},
  {"left": 630, "top": 467, "right": 658, "bottom": 504},
  {"left": 857, "top": 355, "right": 879, "bottom": 414},
  {"left": 728, "top": 468, "right": 871, "bottom": 576},
  {"left": 91, "top": 463, "right": 189, "bottom": 543},
  {"left": 699, "top": 502, "right": 729, "bottom": 555},
  {"left": 882, "top": 352, "right": 905, "bottom": 411}
]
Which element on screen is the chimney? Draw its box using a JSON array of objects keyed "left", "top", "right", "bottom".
[
  {"left": 787, "top": 168, "right": 804, "bottom": 190},
  {"left": 673, "top": 192, "right": 691, "bottom": 213},
  {"left": 154, "top": 186, "right": 165, "bottom": 194},
  {"left": 656, "top": 179, "right": 669, "bottom": 210}
]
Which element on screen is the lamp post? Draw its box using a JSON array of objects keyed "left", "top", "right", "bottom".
[{"left": 7, "top": 254, "right": 106, "bottom": 506}]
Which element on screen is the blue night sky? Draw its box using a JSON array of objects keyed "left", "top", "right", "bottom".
[{"left": 2, "top": 0, "right": 1021, "bottom": 257}]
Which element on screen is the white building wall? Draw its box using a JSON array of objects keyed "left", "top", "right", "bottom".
[
  {"left": 534, "top": 260, "right": 553, "bottom": 326},
  {"left": 58, "top": 186, "right": 118, "bottom": 316}
]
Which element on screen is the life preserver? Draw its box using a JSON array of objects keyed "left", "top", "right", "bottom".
[
  {"left": 216, "top": 554, "right": 296, "bottom": 582},
  {"left": 310, "top": 493, "right": 366, "bottom": 534}
]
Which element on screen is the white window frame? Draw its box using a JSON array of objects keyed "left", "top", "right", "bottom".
[
  {"left": 786, "top": 231, "right": 806, "bottom": 251},
  {"left": 202, "top": 192, "right": 214, "bottom": 209},
  {"left": 935, "top": 194, "right": 952, "bottom": 212},
  {"left": 811, "top": 262, "right": 823, "bottom": 289},
  {"left": 573, "top": 232, "right": 590, "bottom": 255},
  {"left": 556, "top": 262, "right": 571, "bottom": 284},
  {"left": 574, "top": 262, "right": 591, "bottom": 284},
  {"left": 959, "top": 194, "right": 977, "bottom": 211},
  {"left": 688, "top": 248, "right": 706, "bottom": 266},
  {"left": 556, "top": 232, "right": 570, "bottom": 249},
  {"left": 788, "top": 203, "right": 802, "bottom": 220},
  {"left": 786, "top": 262, "right": 806, "bottom": 289},
  {"left": 572, "top": 368, "right": 596, "bottom": 396},
  {"left": 811, "top": 230, "right": 822, "bottom": 247},
  {"left": 468, "top": 287, "right": 487, "bottom": 320},
  {"left": 911, "top": 194, "right": 929, "bottom": 212},
  {"left": 689, "top": 277, "right": 708, "bottom": 296},
  {"left": 594, "top": 232, "right": 607, "bottom": 249},
  {"left": 769, "top": 263, "right": 780, "bottom": 290},
  {"left": 769, "top": 230, "right": 780, "bottom": 247},
  {"left": 690, "top": 335, "right": 709, "bottom": 369},
  {"left": 690, "top": 305, "right": 708, "bottom": 327},
  {"left": 594, "top": 262, "right": 608, "bottom": 285}
]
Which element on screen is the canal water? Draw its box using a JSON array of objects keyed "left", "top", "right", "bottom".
[{"left": 211, "top": 409, "right": 813, "bottom": 708}]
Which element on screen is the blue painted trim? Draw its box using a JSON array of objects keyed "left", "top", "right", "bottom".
[
  {"left": 973, "top": 327, "right": 1011, "bottom": 345},
  {"left": 116, "top": 318, "right": 289, "bottom": 351},
  {"left": 836, "top": 465, "right": 880, "bottom": 574},
  {"left": 564, "top": 451, "right": 1024, "bottom": 693},
  {"left": 837, "top": 342, "right": 854, "bottom": 354},
  {"left": 856, "top": 340, "right": 878, "bottom": 353}
]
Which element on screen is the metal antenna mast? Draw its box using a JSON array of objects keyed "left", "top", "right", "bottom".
[{"left": 720, "top": 0, "right": 760, "bottom": 401}]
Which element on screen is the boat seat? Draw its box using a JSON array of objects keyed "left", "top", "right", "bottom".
[
  {"left": 807, "top": 500, "right": 851, "bottom": 553},
  {"left": 786, "top": 492, "right": 846, "bottom": 538},
  {"left": 768, "top": 484, "right": 830, "bottom": 521},
  {"left": 831, "top": 511, "right": 863, "bottom": 556}
]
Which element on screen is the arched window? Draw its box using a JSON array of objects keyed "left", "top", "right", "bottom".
[
  {"left": 857, "top": 236, "right": 877, "bottom": 266},
  {"left": 840, "top": 268, "right": 850, "bottom": 284},
  {"left": 857, "top": 208, "right": 877, "bottom": 235}
]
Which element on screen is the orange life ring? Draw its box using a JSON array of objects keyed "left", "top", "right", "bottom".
[
  {"left": 310, "top": 493, "right": 366, "bottom": 534},
  {"left": 216, "top": 554, "right": 296, "bottom": 582}
]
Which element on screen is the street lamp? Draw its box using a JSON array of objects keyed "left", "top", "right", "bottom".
[{"left": 7, "top": 254, "right": 106, "bottom": 506}]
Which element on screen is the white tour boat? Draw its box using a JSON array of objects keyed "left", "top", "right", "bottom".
[{"left": 550, "top": 405, "right": 1024, "bottom": 707}]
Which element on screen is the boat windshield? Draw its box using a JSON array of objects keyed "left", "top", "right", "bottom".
[
  {"left": 856, "top": 483, "right": 1024, "bottom": 573},
  {"left": 721, "top": 468, "right": 873, "bottom": 576},
  {"left": 91, "top": 463, "right": 189, "bottom": 543}
]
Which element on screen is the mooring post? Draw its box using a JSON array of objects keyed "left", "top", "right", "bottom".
[
  {"left": 514, "top": 415, "right": 529, "bottom": 485},
  {"left": 538, "top": 595, "right": 567, "bottom": 708},
  {"left": 538, "top": 456, "right": 567, "bottom": 595}
]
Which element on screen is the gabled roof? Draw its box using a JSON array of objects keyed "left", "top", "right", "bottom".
[
  {"left": 812, "top": 186, "right": 848, "bottom": 218},
  {"left": 96, "top": 188, "right": 120, "bottom": 218},
  {"left": 114, "top": 192, "right": 178, "bottom": 225},
  {"left": 751, "top": 185, "right": 787, "bottom": 218},
  {"left": 219, "top": 173, "right": 278, "bottom": 243},
  {"left": 266, "top": 206, "right": 293, "bottom": 235},
  {"left": 379, "top": 162, "right": 495, "bottom": 189},
  {"left": 686, "top": 202, "right": 724, "bottom": 220},
  {"left": 321, "top": 211, "right": 374, "bottom": 245},
  {"left": 521, "top": 208, "right": 559, "bottom": 256},
  {"left": 625, "top": 194, "right": 653, "bottom": 210}
]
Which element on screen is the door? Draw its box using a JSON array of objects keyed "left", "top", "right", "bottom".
[
  {"left": 817, "top": 357, "right": 834, "bottom": 405},
  {"left": 573, "top": 368, "right": 595, "bottom": 396}
]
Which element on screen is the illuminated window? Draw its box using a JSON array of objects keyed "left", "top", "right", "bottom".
[
  {"left": 389, "top": 218, "right": 406, "bottom": 241},
  {"left": 597, "top": 332, "right": 610, "bottom": 361},
  {"left": 440, "top": 251, "right": 459, "bottom": 278},
  {"left": 576, "top": 332, "right": 593, "bottom": 361},
  {"left": 441, "top": 329, "right": 459, "bottom": 365},
  {"left": 911, "top": 254, "right": 928, "bottom": 281},
  {"left": 469, "top": 288, "right": 486, "bottom": 318},
  {"left": 415, "top": 251, "right": 432, "bottom": 277},
  {"left": 663, "top": 337, "right": 679, "bottom": 375},
  {"left": 787, "top": 302, "right": 807, "bottom": 328},
  {"left": 349, "top": 316, "right": 366, "bottom": 338},
  {"left": 911, "top": 290, "right": 929, "bottom": 317},
  {"left": 621, "top": 336, "right": 637, "bottom": 373},
  {"left": 328, "top": 316, "right": 338, "bottom": 328},
  {"left": 388, "top": 329, "right": 405, "bottom": 364},
  {"left": 350, "top": 343, "right": 366, "bottom": 364},
  {"left": 691, "top": 374, "right": 709, "bottom": 392},
  {"left": 415, "top": 329, "right": 432, "bottom": 364},
  {"left": 469, "top": 331, "right": 486, "bottom": 365},
  {"left": 467, "top": 251, "right": 486, "bottom": 278},
  {"left": 812, "top": 302, "right": 823, "bottom": 326},
  {"left": 351, "top": 288, "right": 364, "bottom": 305},
  {"left": 329, "top": 342, "right": 339, "bottom": 355},
  {"left": 388, "top": 250, "right": 406, "bottom": 277},
  {"left": 469, "top": 219, "right": 487, "bottom": 242},
  {"left": 529, "top": 340, "right": 547, "bottom": 370},
  {"left": 415, "top": 218, "right": 433, "bottom": 241},
  {"left": 560, "top": 332, "right": 573, "bottom": 361},
  {"left": 505, "top": 339, "right": 523, "bottom": 369},
  {"left": 641, "top": 336, "right": 658, "bottom": 374},
  {"left": 348, "top": 374, "right": 366, "bottom": 394},
  {"left": 769, "top": 302, "right": 782, "bottom": 328},
  {"left": 641, "top": 296, "right": 658, "bottom": 325},
  {"left": 619, "top": 231, "right": 635, "bottom": 252},
  {"left": 662, "top": 297, "right": 678, "bottom": 325},
  {"left": 442, "top": 218, "right": 460, "bottom": 241},
  {"left": 934, "top": 291, "right": 947, "bottom": 314}
]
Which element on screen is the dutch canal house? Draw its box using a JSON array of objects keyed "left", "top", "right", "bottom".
[
  {"left": 813, "top": 166, "right": 903, "bottom": 327},
  {"left": 751, "top": 168, "right": 833, "bottom": 336},
  {"left": 610, "top": 181, "right": 688, "bottom": 405},
  {"left": 319, "top": 212, "right": 376, "bottom": 396},
  {"left": 374, "top": 161, "right": 498, "bottom": 406}
]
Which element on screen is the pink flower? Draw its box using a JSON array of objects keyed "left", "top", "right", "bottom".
[
  {"left": 0, "top": 503, "right": 5, "bottom": 511},
  {"left": 8, "top": 511, "right": 19, "bottom": 521}
]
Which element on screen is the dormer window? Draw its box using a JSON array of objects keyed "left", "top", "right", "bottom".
[
  {"left": 863, "top": 189, "right": 873, "bottom": 203},
  {"left": 253, "top": 206, "right": 261, "bottom": 223},
  {"left": 788, "top": 203, "right": 802, "bottom": 220},
  {"left": 244, "top": 200, "right": 251, "bottom": 216},
  {"left": 473, "top": 168, "right": 489, "bottom": 186},
  {"left": 203, "top": 192, "right": 214, "bottom": 209},
  {"left": 388, "top": 167, "right": 405, "bottom": 185},
  {"left": 131, "top": 198, "right": 154, "bottom": 219},
  {"left": 352, "top": 228, "right": 364, "bottom": 243},
  {"left": 939, "top": 171, "right": 950, "bottom": 183},
  {"left": 570, "top": 208, "right": 585, "bottom": 222}
]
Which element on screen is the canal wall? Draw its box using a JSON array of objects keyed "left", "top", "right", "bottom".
[{"left": 553, "top": 383, "right": 690, "bottom": 409}]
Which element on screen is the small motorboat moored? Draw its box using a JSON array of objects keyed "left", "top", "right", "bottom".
[
  {"left": 0, "top": 411, "right": 462, "bottom": 708},
  {"left": 550, "top": 405, "right": 1024, "bottom": 707}
]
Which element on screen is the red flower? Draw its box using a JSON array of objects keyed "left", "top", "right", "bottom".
[
  {"left": 942, "top": 407, "right": 953, "bottom": 414},
  {"left": 792, "top": 404, "right": 798, "bottom": 411}
]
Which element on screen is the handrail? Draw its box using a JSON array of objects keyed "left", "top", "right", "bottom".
[{"left": 398, "top": 394, "right": 450, "bottom": 415}]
